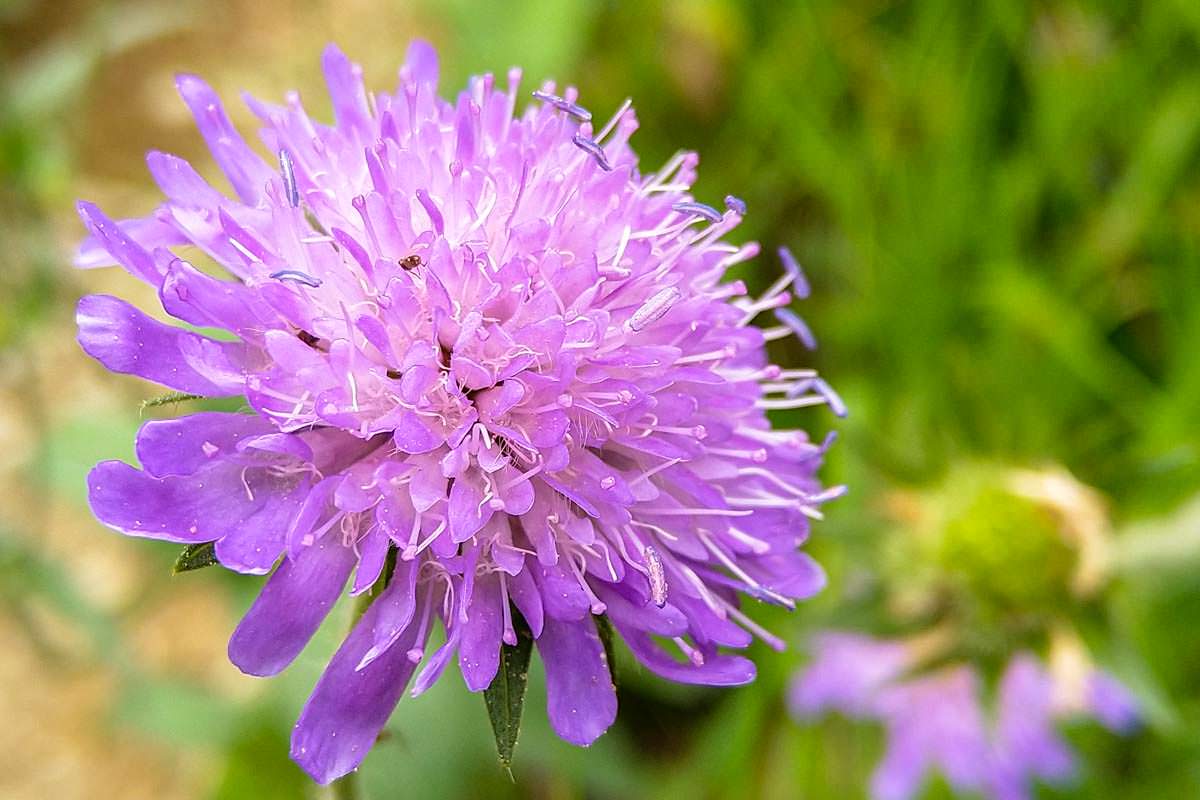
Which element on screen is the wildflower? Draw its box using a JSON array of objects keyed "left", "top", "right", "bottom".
[
  {"left": 790, "top": 632, "right": 1139, "bottom": 800},
  {"left": 791, "top": 465, "right": 1138, "bottom": 799},
  {"left": 77, "top": 41, "right": 838, "bottom": 783}
]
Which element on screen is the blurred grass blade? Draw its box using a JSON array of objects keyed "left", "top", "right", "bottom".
[
  {"left": 1114, "top": 494, "right": 1200, "bottom": 574},
  {"left": 173, "top": 541, "right": 218, "bottom": 574},
  {"left": 483, "top": 612, "right": 532, "bottom": 772}
]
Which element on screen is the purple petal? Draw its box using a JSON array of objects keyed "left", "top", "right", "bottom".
[
  {"left": 160, "top": 256, "right": 272, "bottom": 333},
  {"left": 356, "top": 558, "right": 420, "bottom": 670},
  {"left": 508, "top": 564, "right": 544, "bottom": 637},
  {"left": 76, "top": 202, "right": 164, "bottom": 283},
  {"left": 788, "top": 632, "right": 911, "bottom": 718},
  {"left": 285, "top": 476, "right": 341, "bottom": 558},
  {"left": 994, "top": 655, "right": 1077, "bottom": 786},
  {"left": 618, "top": 625, "right": 755, "bottom": 686},
  {"left": 871, "top": 729, "right": 930, "bottom": 800},
  {"left": 290, "top": 591, "right": 426, "bottom": 784},
  {"left": 391, "top": 410, "right": 442, "bottom": 454},
  {"left": 75, "top": 211, "right": 186, "bottom": 271},
  {"left": 175, "top": 73, "right": 271, "bottom": 203},
  {"left": 594, "top": 583, "right": 688, "bottom": 637},
  {"left": 872, "top": 668, "right": 990, "bottom": 798},
  {"left": 742, "top": 551, "right": 826, "bottom": 602},
  {"left": 458, "top": 572, "right": 503, "bottom": 691},
  {"left": 88, "top": 458, "right": 299, "bottom": 549},
  {"left": 533, "top": 560, "right": 591, "bottom": 621},
  {"left": 448, "top": 471, "right": 494, "bottom": 541},
  {"left": 145, "top": 150, "right": 227, "bottom": 208},
  {"left": 350, "top": 525, "right": 391, "bottom": 595},
  {"left": 228, "top": 538, "right": 356, "bottom": 676},
  {"left": 77, "top": 294, "right": 247, "bottom": 396},
  {"left": 535, "top": 615, "right": 617, "bottom": 746},
  {"left": 1087, "top": 670, "right": 1140, "bottom": 733},
  {"left": 410, "top": 626, "right": 461, "bottom": 696},
  {"left": 402, "top": 39, "right": 439, "bottom": 87},
  {"left": 321, "top": 44, "right": 370, "bottom": 136},
  {"left": 134, "top": 412, "right": 274, "bottom": 477},
  {"left": 237, "top": 432, "right": 314, "bottom": 463}
]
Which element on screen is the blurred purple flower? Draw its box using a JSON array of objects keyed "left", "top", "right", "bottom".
[
  {"left": 787, "top": 631, "right": 913, "bottom": 718},
  {"left": 76, "top": 42, "right": 839, "bottom": 783},
  {"left": 872, "top": 667, "right": 991, "bottom": 800},
  {"left": 989, "top": 654, "right": 1078, "bottom": 800},
  {"left": 789, "top": 633, "right": 1139, "bottom": 800}
]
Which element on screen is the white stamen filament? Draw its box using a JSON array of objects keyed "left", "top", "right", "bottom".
[{"left": 757, "top": 395, "right": 829, "bottom": 411}]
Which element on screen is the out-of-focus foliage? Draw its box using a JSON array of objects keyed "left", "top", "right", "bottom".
[{"left": 1, "top": 1, "right": 1198, "bottom": 798}]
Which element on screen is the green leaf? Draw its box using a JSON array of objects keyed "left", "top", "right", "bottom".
[
  {"left": 173, "top": 541, "right": 218, "bottom": 574},
  {"left": 595, "top": 613, "right": 618, "bottom": 690},
  {"left": 483, "top": 611, "right": 532, "bottom": 772}
]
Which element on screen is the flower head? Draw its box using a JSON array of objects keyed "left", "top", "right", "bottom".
[
  {"left": 790, "top": 632, "right": 1140, "bottom": 800},
  {"left": 77, "top": 42, "right": 838, "bottom": 782}
]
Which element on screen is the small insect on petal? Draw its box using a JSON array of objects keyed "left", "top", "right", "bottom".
[
  {"left": 628, "top": 287, "right": 682, "bottom": 332},
  {"left": 644, "top": 546, "right": 668, "bottom": 607},
  {"left": 270, "top": 269, "right": 322, "bottom": 288},
  {"left": 399, "top": 254, "right": 423, "bottom": 270}
]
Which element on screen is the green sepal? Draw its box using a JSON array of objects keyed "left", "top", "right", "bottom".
[
  {"left": 172, "top": 541, "right": 218, "bottom": 574},
  {"left": 483, "top": 611, "right": 533, "bottom": 774},
  {"left": 141, "top": 392, "right": 204, "bottom": 413},
  {"left": 596, "top": 613, "right": 619, "bottom": 690}
]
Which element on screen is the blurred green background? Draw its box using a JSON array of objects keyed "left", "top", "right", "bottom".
[{"left": 2, "top": 0, "right": 1199, "bottom": 797}]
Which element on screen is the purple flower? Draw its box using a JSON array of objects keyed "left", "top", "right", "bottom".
[
  {"left": 872, "top": 667, "right": 991, "bottom": 800},
  {"left": 790, "top": 633, "right": 1139, "bottom": 800},
  {"left": 76, "top": 42, "right": 838, "bottom": 783},
  {"left": 990, "top": 654, "right": 1078, "bottom": 800},
  {"left": 1087, "top": 669, "right": 1141, "bottom": 734},
  {"left": 787, "top": 631, "right": 913, "bottom": 718}
]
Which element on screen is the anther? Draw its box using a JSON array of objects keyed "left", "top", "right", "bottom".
[
  {"left": 778, "top": 246, "right": 810, "bottom": 299},
  {"left": 571, "top": 133, "right": 613, "bottom": 171},
  {"left": 813, "top": 378, "right": 847, "bottom": 418},
  {"left": 531, "top": 90, "right": 592, "bottom": 122},
  {"left": 270, "top": 269, "right": 322, "bottom": 288},
  {"left": 671, "top": 201, "right": 723, "bottom": 224},
  {"left": 773, "top": 308, "right": 818, "bottom": 350},
  {"left": 278, "top": 149, "right": 299, "bottom": 207}
]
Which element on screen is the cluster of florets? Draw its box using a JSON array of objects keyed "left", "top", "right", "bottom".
[{"left": 77, "top": 41, "right": 841, "bottom": 783}]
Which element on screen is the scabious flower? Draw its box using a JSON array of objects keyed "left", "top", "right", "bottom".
[
  {"left": 76, "top": 41, "right": 839, "bottom": 783},
  {"left": 791, "top": 466, "right": 1140, "bottom": 799},
  {"left": 790, "top": 633, "right": 1139, "bottom": 800}
]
